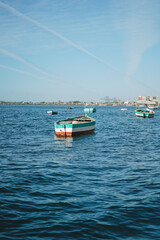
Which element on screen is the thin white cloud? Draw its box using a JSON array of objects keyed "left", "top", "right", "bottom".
[
  {"left": 0, "top": 1, "right": 120, "bottom": 72},
  {"left": 0, "top": 48, "right": 60, "bottom": 80},
  {"left": 113, "top": 0, "right": 160, "bottom": 83},
  {"left": 0, "top": 64, "right": 54, "bottom": 82}
]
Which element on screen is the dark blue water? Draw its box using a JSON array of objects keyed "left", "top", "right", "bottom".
[{"left": 0, "top": 105, "right": 160, "bottom": 240}]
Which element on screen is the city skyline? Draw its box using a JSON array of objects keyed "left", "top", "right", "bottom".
[{"left": 0, "top": 0, "right": 160, "bottom": 102}]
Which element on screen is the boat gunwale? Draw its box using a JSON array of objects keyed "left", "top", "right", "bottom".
[{"left": 55, "top": 115, "right": 96, "bottom": 126}]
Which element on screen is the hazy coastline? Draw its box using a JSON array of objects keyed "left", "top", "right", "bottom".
[{"left": 0, "top": 101, "right": 136, "bottom": 106}]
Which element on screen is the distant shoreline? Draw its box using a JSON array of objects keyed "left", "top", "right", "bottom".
[
  {"left": 0, "top": 101, "right": 136, "bottom": 106},
  {"left": 0, "top": 101, "right": 83, "bottom": 105}
]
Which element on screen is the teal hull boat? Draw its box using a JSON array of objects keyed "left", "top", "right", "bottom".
[
  {"left": 84, "top": 107, "right": 96, "bottom": 113},
  {"left": 135, "top": 108, "right": 154, "bottom": 118}
]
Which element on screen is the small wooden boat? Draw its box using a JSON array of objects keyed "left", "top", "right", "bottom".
[
  {"left": 54, "top": 115, "right": 96, "bottom": 137},
  {"left": 47, "top": 111, "right": 58, "bottom": 115},
  {"left": 135, "top": 108, "right": 154, "bottom": 118},
  {"left": 84, "top": 106, "right": 96, "bottom": 113}
]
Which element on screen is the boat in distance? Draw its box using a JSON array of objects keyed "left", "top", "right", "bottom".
[
  {"left": 135, "top": 108, "right": 155, "bottom": 118},
  {"left": 113, "top": 104, "right": 121, "bottom": 107},
  {"left": 47, "top": 110, "right": 58, "bottom": 115},
  {"left": 54, "top": 115, "right": 96, "bottom": 137},
  {"left": 84, "top": 106, "right": 96, "bottom": 113},
  {"left": 148, "top": 105, "right": 158, "bottom": 110}
]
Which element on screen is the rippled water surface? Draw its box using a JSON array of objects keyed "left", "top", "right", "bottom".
[{"left": 0, "top": 105, "right": 160, "bottom": 239}]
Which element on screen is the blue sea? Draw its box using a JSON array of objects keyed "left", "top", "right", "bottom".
[{"left": 0, "top": 105, "right": 160, "bottom": 240}]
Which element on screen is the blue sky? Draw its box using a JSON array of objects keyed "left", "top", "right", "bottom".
[{"left": 0, "top": 0, "right": 160, "bottom": 102}]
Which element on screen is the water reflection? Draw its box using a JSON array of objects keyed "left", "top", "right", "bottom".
[
  {"left": 54, "top": 136, "right": 74, "bottom": 148},
  {"left": 54, "top": 132, "right": 95, "bottom": 148}
]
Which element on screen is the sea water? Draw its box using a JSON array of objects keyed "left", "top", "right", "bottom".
[{"left": 0, "top": 105, "right": 160, "bottom": 239}]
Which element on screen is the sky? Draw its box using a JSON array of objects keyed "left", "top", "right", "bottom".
[{"left": 0, "top": 0, "right": 160, "bottom": 102}]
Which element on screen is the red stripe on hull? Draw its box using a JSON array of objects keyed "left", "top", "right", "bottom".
[{"left": 55, "top": 129, "right": 95, "bottom": 138}]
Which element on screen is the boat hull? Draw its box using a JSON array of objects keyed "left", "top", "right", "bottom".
[
  {"left": 55, "top": 128, "right": 95, "bottom": 137},
  {"left": 136, "top": 113, "right": 154, "bottom": 118},
  {"left": 55, "top": 116, "right": 96, "bottom": 137}
]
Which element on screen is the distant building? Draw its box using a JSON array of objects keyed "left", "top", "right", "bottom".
[
  {"left": 138, "top": 96, "right": 146, "bottom": 101},
  {"left": 137, "top": 96, "right": 159, "bottom": 106}
]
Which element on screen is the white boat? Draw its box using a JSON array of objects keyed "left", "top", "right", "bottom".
[
  {"left": 148, "top": 105, "right": 158, "bottom": 110},
  {"left": 47, "top": 111, "right": 58, "bottom": 115}
]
